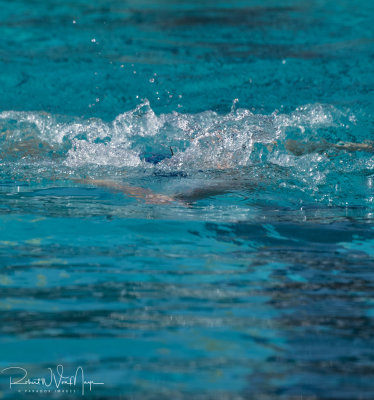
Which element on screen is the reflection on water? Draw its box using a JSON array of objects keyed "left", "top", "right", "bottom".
[{"left": 1, "top": 216, "right": 374, "bottom": 398}]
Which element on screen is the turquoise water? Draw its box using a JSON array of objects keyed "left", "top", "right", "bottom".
[{"left": 1, "top": 0, "right": 374, "bottom": 398}]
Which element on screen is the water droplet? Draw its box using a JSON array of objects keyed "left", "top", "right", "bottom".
[{"left": 231, "top": 98, "right": 239, "bottom": 112}]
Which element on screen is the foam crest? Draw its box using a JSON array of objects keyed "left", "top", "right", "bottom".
[{"left": 0, "top": 101, "right": 358, "bottom": 174}]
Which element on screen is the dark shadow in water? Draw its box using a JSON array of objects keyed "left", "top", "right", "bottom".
[{"left": 205, "top": 221, "right": 374, "bottom": 399}]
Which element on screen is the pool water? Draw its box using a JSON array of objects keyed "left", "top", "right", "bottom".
[{"left": 0, "top": 0, "right": 374, "bottom": 399}]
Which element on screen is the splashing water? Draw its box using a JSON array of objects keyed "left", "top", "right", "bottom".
[
  {"left": 1, "top": 101, "right": 372, "bottom": 211},
  {"left": 0, "top": 101, "right": 358, "bottom": 166},
  {"left": 1, "top": 1, "right": 374, "bottom": 398}
]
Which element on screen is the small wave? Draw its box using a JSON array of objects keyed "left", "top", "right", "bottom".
[
  {"left": 1, "top": 101, "right": 373, "bottom": 206},
  {"left": 0, "top": 100, "right": 355, "bottom": 170}
]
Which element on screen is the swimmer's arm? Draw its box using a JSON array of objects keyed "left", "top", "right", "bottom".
[
  {"left": 78, "top": 178, "right": 241, "bottom": 204},
  {"left": 175, "top": 176, "right": 247, "bottom": 203},
  {"left": 74, "top": 178, "right": 175, "bottom": 204},
  {"left": 333, "top": 141, "right": 374, "bottom": 152},
  {"left": 285, "top": 139, "right": 374, "bottom": 156},
  {"left": 174, "top": 186, "right": 231, "bottom": 203}
]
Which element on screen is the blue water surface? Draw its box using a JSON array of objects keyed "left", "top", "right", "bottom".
[{"left": 0, "top": 0, "right": 374, "bottom": 399}]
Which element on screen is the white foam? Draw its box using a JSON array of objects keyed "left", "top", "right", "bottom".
[{"left": 0, "top": 101, "right": 353, "bottom": 173}]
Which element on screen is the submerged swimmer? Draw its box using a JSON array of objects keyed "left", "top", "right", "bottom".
[
  {"left": 79, "top": 139, "right": 374, "bottom": 204},
  {"left": 4, "top": 128, "right": 372, "bottom": 204},
  {"left": 4, "top": 109, "right": 373, "bottom": 204}
]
